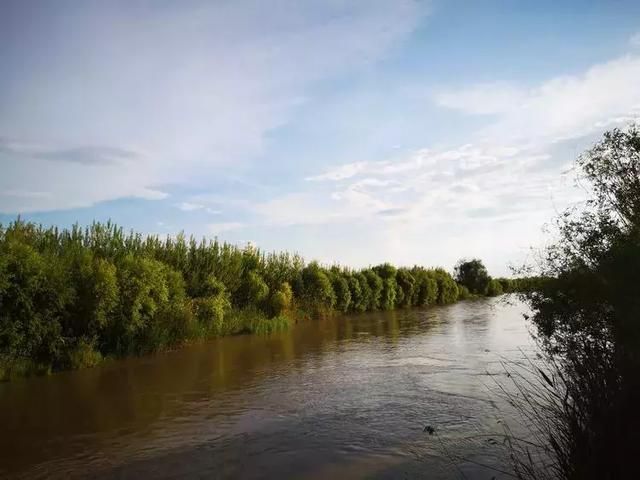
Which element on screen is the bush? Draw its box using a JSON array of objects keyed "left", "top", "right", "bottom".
[
  {"left": 457, "top": 285, "right": 472, "bottom": 299},
  {"left": 0, "top": 218, "right": 499, "bottom": 379},
  {"left": 330, "top": 272, "right": 352, "bottom": 313},
  {"left": 380, "top": 277, "right": 397, "bottom": 310},
  {"left": 236, "top": 271, "right": 269, "bottom": 308},
  {"left": 301, "top": 263, "right": 336, "bottom": 316},
  {"left": 395, "top": 268, "right": 415, "bottom": 307},
  {"left": 454, "top": 258, "right": 490, "bottom": 294},
  {"left": 513, "top": 125, "right": 640, "bottom": 479},
  {"left": 432, "top": 268, "right": 459, "bottom": 304},
  {"left": 347, "top": 274, "right": 365, "bottom": 312},
  {"left": 192, "top": 294, "right": 231, "bottom": 336},
  {"left": 362, "top": 269, "right": 383, "bottom": 310},
  {"left": 67, "top": 337, "right": 103, "bottom": 370},
  {"left": 248, "top": 313, "right": 290, "bottom": 335},
  {"left": 352, "top": 272, "right": 371, "bottom": 312},
  {"left": 412, "top": 268, "right": 439, "bottom": 306},
  {"left": 485, "top": 278, "right": 503, "bottom": 296},
  {"left": 268, "top": 282, "right": 293, "bottom": 316}
]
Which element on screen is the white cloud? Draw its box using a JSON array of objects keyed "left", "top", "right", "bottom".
[
  {"left": 176, "top": 202, "right": 205, "bottom": 212},
  {"left": 0, "top": 0, "right": 425, "bottom": 213},
  {"left": 254, "top": 49, "right": 640, "bottom": 271},
  {"left": 630, "top": 32, "right": 640, "bottom": 48},
  {"left": 436, "top": 54, "right": 640, "bottom": 143},
  {"left": 434, "top": 82, "right": 526, "bottom": 115},
  {"left": 254, "top": 193, "right": 346, "bottom": 226},
  {"left": 1, "top": 190, "right": 52, "bottom": 199},
  {"left": 175, "top": 202, "right": 223, "bottom": 214},
  {"left": 306, "top": 162, "right": 369, "bottom": 181},
  {"left": 208, "top": 222, "right": 245, "bottom": 234}
]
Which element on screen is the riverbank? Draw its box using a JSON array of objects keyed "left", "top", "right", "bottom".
[{"left": 1, "top": 220, "right": 521, "bottom": 381}]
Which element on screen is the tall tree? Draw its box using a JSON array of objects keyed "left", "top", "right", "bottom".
[{"left": 454, "top": 258, "right": 490, "bottom": 294}]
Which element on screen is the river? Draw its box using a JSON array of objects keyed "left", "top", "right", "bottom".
[{"left": 0, "top": 297, "right": 535, "bottom": 479}]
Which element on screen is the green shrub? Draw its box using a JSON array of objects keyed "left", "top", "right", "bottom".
[
  {"left": 352, "top": 272, "right": 371, "bottom": 312},
  {"left": 248, "top": 313, "right": 290, "bottom": 335},
  {"left": 301, "top": 263, "right": 335, "bottom": 316},
  {"left": 432, "top": 268, "right": 459, "bottom": 304},
  {"left": 330, "top": 273, "right": 352, "bottom": 313},
  {"left": 235, "top": 270, "right": 269, "bottom": 308},
  {"left": 457, "top": 285, "right": 472, "bottom": 300},
  {"left": 362, "top": 270, "right": 383, "bottom": 310},
  {"left": 380, "top": 277, "right": 397, "bottom": 310},
  {"left": 395, "top": 268, "right": 415, "bottom": 307},
  {"left": 485, "top": 278, "right": 504, "bottom": 297},
  {"left": 67, "top": 337, "right": 103, "bottom": 370},
  {"left": 412, "top": 268, "right": 439, "bottom": 306},
  {"left": 192, "top": 294, "right": 231, "bottom": 336},
  {"left": 454, "top": 258, "right": 490, "bottom": 294},
  {"left": 268, "top": 282, "right": 294, "bottom": 316}
]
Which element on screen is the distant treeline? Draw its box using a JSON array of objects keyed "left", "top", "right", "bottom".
[{"left": 0, "top": 220, "right": 527, "bottom": 379}]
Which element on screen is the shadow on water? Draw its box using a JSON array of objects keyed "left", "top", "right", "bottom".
[{"left": 0, "top": 297, "right": 532, "bottom": 479}]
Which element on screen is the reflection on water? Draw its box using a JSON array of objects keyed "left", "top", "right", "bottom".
[{"left": 0, "top": 297, "right": 532, "bottom": 479}]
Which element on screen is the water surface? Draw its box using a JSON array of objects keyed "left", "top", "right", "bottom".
[{"left": 0, "top": 297, "right": 533, "bottom": 479}]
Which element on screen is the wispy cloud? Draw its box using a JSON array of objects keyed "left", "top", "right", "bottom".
[
  {"left": 433, "top": 82, "right": 526, "bottom": 115},
  {"left": 176, "top": 202, "right": 204, "bottom": 212},
  {"left": 175, "top": 202, "right": 222, "bottom": 214},
  {"left": 0, "top": 138, "right": 141, "bottom": 166},
  {"left": 0, "top": 0, "right": 425, "bottom": 213},
  {"left": 306, "top": 162, "right": 369, "bottom": 181},
  {"left": 208, "top": 222, "right": 245, "bottom": 234},
  {"left": 435, "top": 54, "right": 640, "bottom": 143},
  {"left": 0, "top": 190, "right": 52, "bottom": 199},
  {"left": 251, "top": 49, "right": 640, "bottom": 266}
]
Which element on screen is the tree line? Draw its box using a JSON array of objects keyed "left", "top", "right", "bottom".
[{"left": 0, "top": 221, "right": 514, "bottom": 379}]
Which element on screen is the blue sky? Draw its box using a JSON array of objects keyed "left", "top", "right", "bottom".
[{"left": 2, "top": 0, "right": 640, "bottom": 275}]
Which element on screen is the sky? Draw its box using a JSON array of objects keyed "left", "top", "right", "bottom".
[{"left": 1, "top": 0, "right": 640, "bottom": 276}]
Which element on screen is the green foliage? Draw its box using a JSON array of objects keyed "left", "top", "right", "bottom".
[
  {"left": 432, "top": 268, "right": 459, "bottom": 304},
  {"left": 236, "top": 270, "right": 269, "bottom": 307},
  {"left": 268, "top": 282, "right": 293, "bottom": 316},
  {"left": 374, "top": 263, "right": 399, "bottom": 310},
  {"left": 0, "top": 238, "right": 71, "bottom": 369},
  {"left": 347, "top": 274, "right": 365, "bottom": 312},
  {"left": 112, "top": 255, "right": 171, "bottom": 353},
  {"left": 192, "top": 294, "right": 231, "bottom": 336},
  {"left": 247, "top": 313, "right": 291, "bottom": 335},
  {"left": 454, "top": 258, "right": 490, "bottom": 294},
  {"left": 515, "top": 125, "right": 640, "bottom": 479},
  {"left": 484, "top": 278, "right": 503, "bottom": 296},
  {"left": 301, "top": 262, "right": 336, "bottom": 316},
  {"left": 362, "top": 269, "right": 383, "bottom": 310},
  {"left": 395, "top": 268, "right": 415, "bottom": 307},
  {"left": 0, "top": 218, "right": 472, "bottom": 379},
  {"left": 496, "top": 277, "right": 516, "bottom": 293},
  {"left": 67, "top": 337, "right": 103, "bottom": 370},
  {"left": 457, "top": 285, "right": 472, "bottom": 300},
  {"left": 352, "top": 272, "right": 371, "bottom": 312},
  {"left": 412, "top": 268, "right": 438, "bottom": 306},
  {"left": 380, "top": 277, "right": 397, "bottom": 310},
  {"left": 373, "top": 263, "right": 396, "bottom": 280},
  {"left": 330, "top": 271, "right": 352, "bottom": 313}
]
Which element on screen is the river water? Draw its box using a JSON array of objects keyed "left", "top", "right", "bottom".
[{"left": 0, "top": 297, "right": 535, "bottom": 479}]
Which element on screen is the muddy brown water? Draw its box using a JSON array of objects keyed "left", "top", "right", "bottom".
[{"left": 0, "top": 297, "right": 534, "bottom": 479}]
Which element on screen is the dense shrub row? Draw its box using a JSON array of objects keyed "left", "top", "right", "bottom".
[
  {"left": 453, "top": 257, "right": 534, "bottom": 298},
  {"left": 0, "top": 220, "right": 470, "bottom": 379}
]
